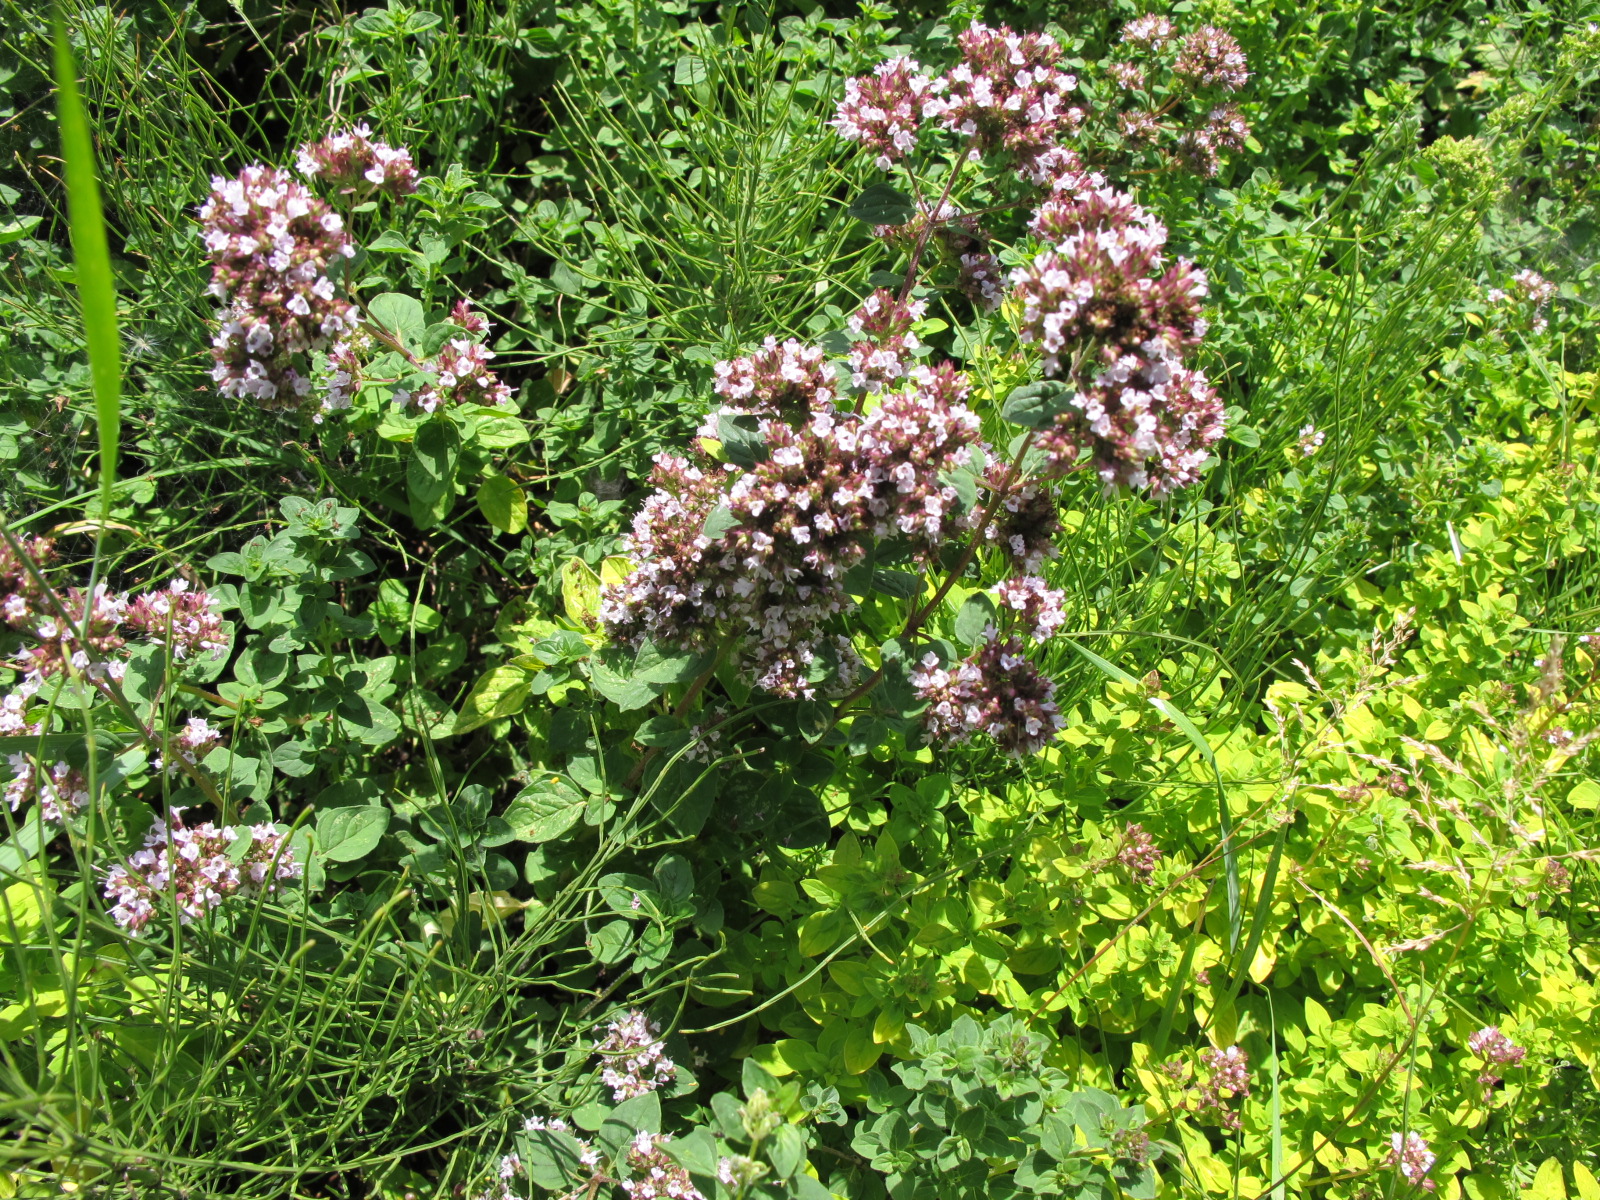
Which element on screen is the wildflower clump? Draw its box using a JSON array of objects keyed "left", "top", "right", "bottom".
[
  {"left": 595, "top": 1009, "right": 677, "bottom": 1101},
  {"left": 103, "top": 811, "right": 301, "bottom": 933},
  {"left": 601, "top": 19, "right": 1244, "bottom": 756},
  {"left": 295, "top": 123, "right": 419, "bottom": 196},
  {"left": 199, "top": 166, "right": 357, "bottom": 414},
  {"left": 198, "top": 123, "right": 433, "bottom": 421},
  {"left": 0, "top": 536, "right": 228, "bottom": 764},
  {"left": 1010, "top": 183, "right": 1222, "bottom": 494},
  {"left": 4, "top": 755, "right": 89, "bottom": 823}
]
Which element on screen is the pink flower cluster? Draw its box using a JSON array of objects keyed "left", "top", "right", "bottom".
[
  {"left": 1011, "top": 182, "right": 1223, "bottom": 494},
  {"left": 925, "top": 24, "right": 1081, "bottom": 168},
  {"left": 595, "top": 1009, "right": 677, "bottom": 1101},
  {"left": 910, "top": 633, "right": 1064, "bottom": 757},
  {"left": 394, "top": 301, "right": 513, "bottom": 414},
  {"left": 1468, "top": 1024, "right": 1526, "bottom": 1096},
  {"left": 200, "top": 166, "right": 357, "bottom": 413},
  {"left": 295, "top": 123, "right": 418, "bottom": 196},
  {"left": 847, "top": 289, "right": 926, "bottom": 393},
  {"left": 103, "top": 811, "right": 301, "bottom": 934},
  {"left": 991, "top": 575, "right": 1067, "bottom": 640},
  {"left": 1098, "top": 20, "right": 1255, "bottom": 178},
  {"left": 1, "top": 544, "right": 227, "bottom": 738},
  {"left": 1173, "top": 26, "right": 1251, "bottom": 92},
  {"left": 1175, "top": 104, "right": 1251, "bottom": 177},
  {"left": 123, "top": 580, "right": 228, "bottom": 660},
  {"left": 1121, "top": 16, "right": 1176, "bottom": 51},
  {"left": 712, "top": 336, "right": 836, "bottom": 417},
  {"left": 1389, "top": 1131, "right": 1435, "bottom": 1188},
  {"left": 832, "top": 57, "right": 941, "bottom": 170},
  {"left": 831, "top": 24, "right": 1080, "bottom": 179},
  {"left": 1467, "top": 1025, "right": 1525, "bottom": 1065},
  {"left": 155, "top": 717, "right": 223, "bottom": 777},
  {"left": 1116, "top": 822, "right": 1162, "bottom": 883},
  {"left": 624, "top": 1131, "right": 705, "bottom": 1200},
  {"left": 1488, "top": 270, "right": 1557, "bottom": 333},
  {"left": 1196, "top": 1045, "right": 1249, "bottom": 1130},
  {"left": 603, "top": 361, "right": 987, "bottom": 698},
  {"left": 985, "top": 482, "right": 1061, "bottom": 573},
  {"left": 4, "top": 754, "right": 90, "bottom": 823}
]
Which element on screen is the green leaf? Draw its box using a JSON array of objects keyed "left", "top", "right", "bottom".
[
  {"left": 871, "top": 570, "right": 923, "bottom": 600},
  {"left": 452, "top": 664, "right": 532, "bottom": 734},
  {"left": 634, "top": 639, "right": 711, "bottom": 685},
  {"left": 369, "top": 292, "right": 426, "bottom": 348},
  {"left": 589, "top": 660, "right": 658, "bottom": 710},
  {"left": 407, "top": 419, "right": 460, "bottom": 529},
  {"left": 702, "top": 505, "right": 741, "bottom": 540},
  {"left": 954, "top": 593, "right": 997, "bottom": 647},
  {"left": 674, "top": 54, "right": 708, "bottom": 85},
  {"left": 419, "top": 321, "right": 457, "bottom": 356},
  {"left": 1567, "top": 779, "right": 1600, "bottom": 810},
  {"left": 1000, "top": 380, "right": 1075, "bottom": 429},
  {"left": 549, "top": 261, "right": 588, "bottom": 295},
  {"left": 717, "top": 411, "right": 767, "bottom": 468},
  {"left": 768, "top": 1124, "right": 806, "bottom": 1179},
  {"left": 848, "top": 183, "right": 916, "bottom": 226},
  {"left": 366, "top": 229, "right": 411, "bottom": 253},
  {"left": 315, "top": 806, "right": 390, "bottom": 862},
  {"left": 476, "top": 474, "right": 529, "bottom": 534},
  {"left": 562, "top": 558, "right": 602, "bottom": 628},
  {"left": 53, "top": 21, "right": 120, "bottom": 509},
  {"left": 0, "top": 214, "right": 42, "bottom": 245},
  {"left": 504, "top": 777, "right": 587, "bottom": 842},
  {"left": 587, "top": 917, "right": 633, "bottom": 964}
]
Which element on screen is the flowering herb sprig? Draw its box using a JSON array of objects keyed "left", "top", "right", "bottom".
[
  {"left": 0, "top": 529, "right": 235, "bottom": 825},
  {"left": 199, "top": 124, "right": 518, "bottom": 427},
  {"left": 599, "top": 20, "right": 1243, "bottom": 759}
]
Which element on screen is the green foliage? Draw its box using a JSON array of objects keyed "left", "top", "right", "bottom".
[{"left": 2, "top": 1, "right": 1600, "bottom": 1199}]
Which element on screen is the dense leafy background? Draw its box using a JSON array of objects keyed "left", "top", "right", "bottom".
[{"left": 1, "top": 0, "right": 1599, "bottom": 1198}]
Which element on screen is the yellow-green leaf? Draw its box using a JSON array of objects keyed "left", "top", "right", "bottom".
[
  {"left": 452, "top": 664, "right": 533, "bottom": 735},
  {"left": 872, "top": 1008, "right": 905, "bottom": 1045},
  {"left": 1571, "top": 1162, "right": 1600, "bottom": 1200},
  {"left": 1304, "top": 997, "right": 1331, "bottom": 1037},
  {"left": 1530, "top": 1158, "right": 1567, "bottom": 1200},
  {"left": 476, "top": 474, "right": 528, "bottom": 534},
  {"left": 1567, "top": 780, "right": 1600, "bottom": 811},
  {"left": 562, "top": 558, "right": 602, "bottom": 629},
  {"left": 843, "top": 1023, "right": 883, "bottom": 1074}
]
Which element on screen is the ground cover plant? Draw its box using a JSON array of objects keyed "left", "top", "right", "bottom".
[{"left": 2, "top": 0, "right": 1600, "bottom": 1197}]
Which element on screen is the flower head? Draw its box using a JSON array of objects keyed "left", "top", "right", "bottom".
[
  {"left": 296, "top": 123, "right": 419, "bottom": 195},
  {"left": 832, "top": 57, "right": 939, "bottom": 170},
  {"left": 199, "top": 166, "right": 357, "bottom": 411},
  {"left": 596, "top": 1010, "right": 677, "bottom": 1101},
  {"left": 1173, "top": 27, "right": 1249, "bottom": 91},
  {"left": 104, "top": 812, "right": 301, "bottom": 933},
  {"left": 1388, "top": 1131, "right": 1435, "bottom": 1187},
  {"left": 911, "top": 633, "right": 1064, "bottom": 756}
]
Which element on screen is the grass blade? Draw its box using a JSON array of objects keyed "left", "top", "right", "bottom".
[
  {"left": 1270, "top": 994, "right": 1285, "bottom": 1200},
  {"left": 52, "top": 12, "right": 121, "bottom": 508},
  {"left": 1061, "top": 636, "right": 1241, "bottom": 952}
]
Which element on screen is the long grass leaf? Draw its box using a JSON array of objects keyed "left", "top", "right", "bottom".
[
  {"left": 1061, "top": 636, "right": 1241, "bottom": 951},
  {"left": 52, "top": 14, "right": 122, "bottom": 508},
  {"left": 1225, "top": 818, "right": 1289, "bottom": 1002},
  {"left": 1270, "top": 994, "right": 1285, "bottom": 1200}
]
